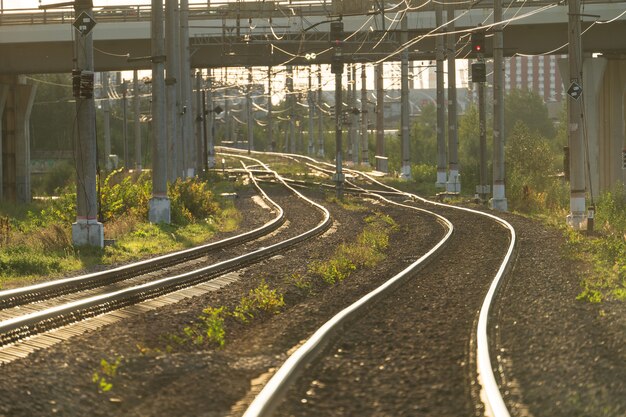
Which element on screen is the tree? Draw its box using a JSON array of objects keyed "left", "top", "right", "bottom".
[{"left": 504, "top": 89, "right": 555, "bottom": 140}]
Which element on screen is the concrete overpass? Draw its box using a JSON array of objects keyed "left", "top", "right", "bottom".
[{"left": 0, "top": 2, "right": 625, "bottom": 73}]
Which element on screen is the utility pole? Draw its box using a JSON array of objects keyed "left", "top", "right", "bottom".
[
  {"left": 122, "top": 79, "right": 128, "bottom": 169},
  {"left": 317, "top": 65, "right": 324, "bottom": 157},
  {"left": 247, "top": 67, "right": 253, "bottom": 153},
  {"left": 165, "top": 0, "right": 179, "bottom": 181},
  {"left": 360, "top": 63, "right": 369, "bottom": 166},
  {"left": 446, "top": 5, "right": 460, "bottom": 192},
  {"left": 71, "top": 0, "right": 103, "bottom": 247},
  {"left": 268, "top": 66, "right": 274, "bottom": 151},
  {"left": 102, "top": 72, "right": 112, "bottom": 172},
  {"left": 435, "top": 4, "right": 447, "bottom": 188},
  {"left": 180, "top": 0, "right": 194, "bottom": 175},
  {"left": 308, "top": 68, "right": 315, "bottom": 155},
  {"left": 567, "top": 0, "right": 585, "bottom": 228},
  {"left": 195, "top": 71, "right": 203, "bottom": 170},
  {"left": 287, "top": 65, "right": 295, "bottom": 153},
  {"left": 331, "top": 21, "right": 344, "bottom": 198},
  {"left": 400, "top": 11, "right": 411, "bottom": 179},
  {"left": 491, "top": 0, "right": 507, "bottom": 210},
  {"left": 133, "top": 70, "right": 142, "bottom": 171},
  {"left": 375, "top": 62, "right": 385, "bottom": 172},
  {"left": 149, "top": 0, "right": 171, "bottom": 223}
]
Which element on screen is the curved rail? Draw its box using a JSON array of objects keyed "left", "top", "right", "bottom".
[
  {"left": 230, "top": 149, "right": 516, "bottom": 417},
  {"left": 0, "top": 161, "right": 331, "bottom": 348},
  {"left": 0, "top": 177, "right": 285, "bottom": 310}
]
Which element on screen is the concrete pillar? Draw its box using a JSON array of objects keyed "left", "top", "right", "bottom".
[
  {"left": 581, "top": 57, "right": 607, "bottom": 200},
  {"left": 0, "top": 84, "right": 8, "bottom": 201},
  {"left": 149, "top": 0, "right": 171, "bottom": 224},
  {"left": 14, "top": 81, "right": 36, "bottom": 204},
  {"left": 598, "top": 60, "right": 626, "bottom": 193}
]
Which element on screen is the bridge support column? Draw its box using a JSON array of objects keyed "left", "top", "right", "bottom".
[
  {"left": 598, "top": 59, "right": 626, "bottom": 193},
  {"left": 0, "top": 76, "right": 36, "bottom": 203}
]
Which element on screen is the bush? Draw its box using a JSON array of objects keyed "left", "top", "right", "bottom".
[{"left": 169, "top": 178, "right": 219, "bottom": 224}]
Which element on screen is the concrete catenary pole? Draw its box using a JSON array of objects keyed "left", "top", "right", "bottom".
[
  {"left": 435, "top": 3, "right": 447, "bottom": 188},
  {"left": 375, "top": 62, "right": 385, "bottom": 172},
  {"left": 308, "top": 68, "right": 315, "bottom": 155},
  {"left": 149, "top": 0, "right": 171, "bottom": 223},
  {"left": 102, "top": 72, "right": 112, "bottom": 172},
  {"left": 317, "top": 65, "right": 324, "bottom": 157},
  {"left": 268, "top": 66, "right": 274, "bottom": 151},
  {"left": 195, "top": 71, "right": 204, "bottom": 171},
  {"left": 180, "top": 0, "right": 195, "bottom": 175},
  {"left": 72, "top": 0, "right": 103, "bottom": 247},
  {"left": 133, "top": 69, "right": 142, "bottom": 171},
  {"left": 567, "top": 0, "right": 585, "bottom": 228},
  {"left": 446, "top": 5, "right": 460, "bottom": 192},
  {"left": 287, "top": 65, "right": 295, "bottom": 153},
  {"left": 400, "top": 12, "right": 411, "bottom": 179},
  {"left": 491, "top": 0, "right": 508, "bottom": 210},
  {"left": 247, "top": 67, "right": 254, "bottom": 153},
  {"left": 360, "top": 63, "right": 369, "bottom": 166},
  {"left": 165, "top": 0, "right": 179, "bottom": 181}
]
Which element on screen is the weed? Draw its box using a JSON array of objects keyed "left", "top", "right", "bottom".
[
  {"left": 92, "top": 356, "right": 122, "bottom": 393},
  {"left": 233, "top": 281, "right": 285, "bottom": 323}
]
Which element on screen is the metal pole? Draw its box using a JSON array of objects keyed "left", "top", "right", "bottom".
[
  {"left": 122, "top": 79, "right": 128, "bottom": 169},
  {"left": 247, "top": 67, "right": 253, "bottom": 153},
  {"left": 375, "top": 62, "right": 385, "bottom": 172},
  {"left": 400, "top": 12, "right": 411, "bottom": 179},
  {"left": 133, "top": 70, "right": 142, "bottom": 171},
  {"left": 268, "top": 66, "right": 274, "bottom": 151},
  {"left": 287, "top": 65, "right": 295, "bottom": 153},
  {"left": 478, "top": 79, "right": 487, "bottom": 200},
  {"left": 308, "top": 68, "right": 315, "bottom": 155},
  {"left": 72, "top": 0, "right": 103, "bottom": 247},
  {"left": 102, "top": 72, "right": 112, "bottom": 172},
  {"left": 149, "top": 0, "right": 171, "bottom": 223},
  {"left": 435, "top": 3, "right": 447, "bottom": 188},
  {"left": 447, "top": 5, "right": 460, "bottom": 192},
  {"left": 567, "top": 0, "right": 585, "bottom": 228},
  {"left": 360, "top": 63, "right": 369, "bottom": 166},
  {"left": 317, "top": 65, "right": 324, "bottom": 157},
  {"left": 195, "top": 71, "right": 203, "bottom": 172},
  {"left": 491, "top": 0, "right": 507, "bottom": 210}
]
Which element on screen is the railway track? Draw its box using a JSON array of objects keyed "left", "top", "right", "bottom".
[
  {"left": 0, "top": 158, "right": 330, "bottom": 363},
  {"left": 217, "top": 150, "right": 517, "bottom": 417}
]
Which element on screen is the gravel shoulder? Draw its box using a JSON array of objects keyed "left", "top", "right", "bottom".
[{"left": 0, "top": 193, "right": 623, "bottom": 417}]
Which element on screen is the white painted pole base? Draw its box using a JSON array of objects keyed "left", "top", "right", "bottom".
[
  {"left": 401, "top": 163, "right": 412, "bottom": 180},
  {"left": 490, "top": 184, "right": 508, "bottom": 211},
  {"left": 149, "top": 196, "right": 171, "bottom": 224},
  {"left": 567, "top": 195, "right": 587, "bottom": 230},
  {"left": 446, "top": 169, "right": 461, "bottom": 193},
  {"left": 435, "top": 170, "right": 447, "bottom": 189},
  {"left": 72, "top": 219, "right": 104, "bottom": 248}
]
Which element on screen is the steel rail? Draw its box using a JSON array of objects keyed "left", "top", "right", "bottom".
[
  {"left": 243, "top": 176, "right": 454, "bottom": 417},
  {"left": 0, "top": 179, "right": 285, "bottom": 310},
  {"left": 0, "top": 162, "right": 331, "bottom": 347},
  {"left": 347, "top": 168, "right": 516, "bottom": 417},
  {"left": 233, "top": 149, "right": 515, "bottom": 417}
]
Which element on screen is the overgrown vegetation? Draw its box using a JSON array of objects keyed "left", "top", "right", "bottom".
[
  {"left": 309, "top": 212, "right": 397, "bottom": 284},
  {"left": 0, "top": 171, "right": 239, "bottom": 289}
]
